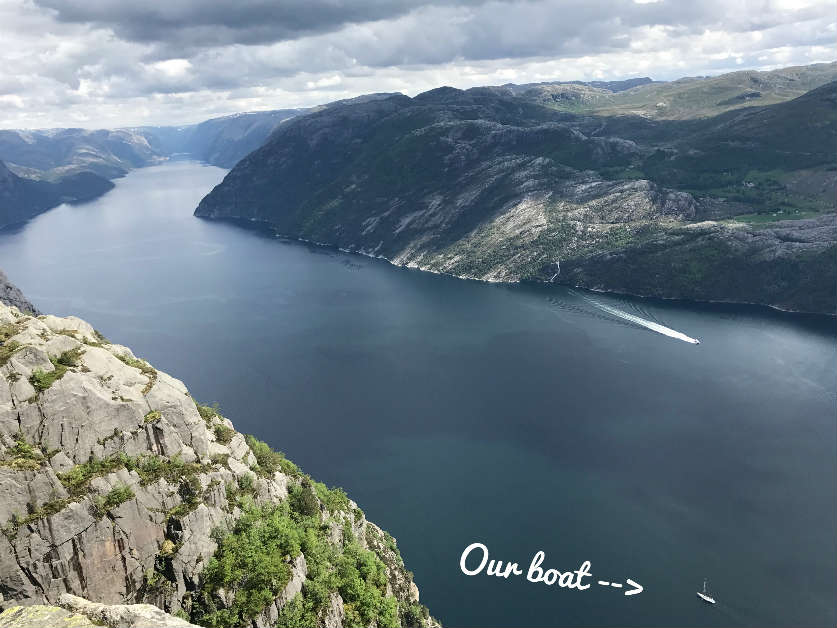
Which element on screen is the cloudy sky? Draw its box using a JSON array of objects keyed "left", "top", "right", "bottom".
[{"left": 0, "top": 0, "right": 833, "bottom": 128}]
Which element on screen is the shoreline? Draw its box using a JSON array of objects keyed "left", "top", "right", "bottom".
[{"left": 198, "top": 214, "right": 837, "bottom": 320}]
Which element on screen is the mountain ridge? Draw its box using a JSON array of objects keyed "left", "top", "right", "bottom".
[{"left": 195, "top": 80, "right": 836, "bottom": 314}]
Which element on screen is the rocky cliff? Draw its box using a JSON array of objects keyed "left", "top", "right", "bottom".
[
  {"left": 0, "top": 272, "right": 38, "bottom": 317},
  {"left": 0, "top": 302, "right": 435, "bottom": 627},
  {"left": 195, "top": 81, "right": 836, "bottom": 314}
]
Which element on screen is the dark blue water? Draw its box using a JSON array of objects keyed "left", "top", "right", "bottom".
[{"left": 1, "top": 161, "right": 834, "bottom": 627}]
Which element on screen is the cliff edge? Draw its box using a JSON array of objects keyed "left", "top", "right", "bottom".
[{"left": 0, "top": 302, "right": 436, "bottom": 627}]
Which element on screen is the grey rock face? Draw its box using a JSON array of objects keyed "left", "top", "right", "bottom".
[
  {"left": 0, "top": 302, "right": 435, "bottom": 627},
  {"left": 0, "top": 272, "right": 37, "bottom": 316}
]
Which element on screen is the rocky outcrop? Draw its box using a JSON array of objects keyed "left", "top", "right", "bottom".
[
  {"left": 0, "top": 594, "right": 201, "bottom": 628},
  {"left": 0, "top": 272, "right": 37, "bottom": 316},
  {"left": 0, "top": 593, "right": 201, "bottom": 627},
  {"left": 0, "top": 303, "right": 436, "bottom": 627},
  {"left": 0, "top": 603, "right": 99, "bottom": 627}
]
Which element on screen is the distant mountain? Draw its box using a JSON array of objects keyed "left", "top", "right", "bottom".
[
  {"left": 499, "top": 76, "right": 654, "bottom": 96},
  {"left": 195, "top": 78, "right": 836, "bottom": 313},
  {"left": 0, "top": 109, "right": 306, "bottom": 225},
  {"left": 510, "top": 62, "right": 837, "bottom": 119},
  {"left": 0, "top": 160, "right": 113, "bottom": 228},
  {"left": 0, "top": 128, "right": 161, "bottom": 180},
  {"left": 585, "top": 81, "right": 837, "bottom": 204},
  {"left": 0, "top": 109, "right": 303, "bottom": 182},
  {"left": 136, "top": 97, "right": 398, "bottom": 168},
  {"left": 137, "top": 108, "right": 302, "bottom": 168}
]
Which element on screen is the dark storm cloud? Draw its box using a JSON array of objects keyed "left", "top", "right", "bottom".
[
  {"left": 34, "top": 0, "right": 489, "bottom": 49},
  {"left": 34, "top": 0, "right": 834, "bottom": 66}
]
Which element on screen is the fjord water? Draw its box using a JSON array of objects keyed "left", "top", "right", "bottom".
[{"left": 1, "top": 161, "right": 834, "bottom": 627}]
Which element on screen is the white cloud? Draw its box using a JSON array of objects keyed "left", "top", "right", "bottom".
[{"left": 0, "top": 0, "right": 832, "bottom": 128}]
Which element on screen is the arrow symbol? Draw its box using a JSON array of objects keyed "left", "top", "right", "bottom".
[{"left": 624, "top": 579, "right": 643, "bottom": 596}]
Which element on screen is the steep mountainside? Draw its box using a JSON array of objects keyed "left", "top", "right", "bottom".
[
  {"left": 195, "top": 83, "right": 836, "bottom": 313},
  {"left": 0, "top": 160, "right": 113, "bottom": 228},
  {"left": 510, "top": 62, "right": 837, "bottom": 119},
  {"left": 0, "top": 303, "right": 436, "bottom": 628}
]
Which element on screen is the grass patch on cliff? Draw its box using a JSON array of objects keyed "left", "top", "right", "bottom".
[
  {"left": 166, "top": 476, "right": 204, "bottom": 521},
  {"left": 58, "top": 452, "right": 210, "bottom": 498},
  {"left": 314, "top": 482, "right": 350, "bottom": 513},
  {"left": 213, "top": 424, "right": 234, "bottom": 445},
  {"left": 196, "top": 403, "right": 236, "bottom": 445},
  {"left": 196, "top": 402, "right": 221, "bottom": 425},
  {"left": 0, "top": 340, "right": 21, "bottom": 367},
  {"left": 116, "top": 353, "right": 157, "bottom": 394},
  {"left": 58, "top": 454, "right": 129, "bottom": 497},
  {"left": 0, "top": 322, "right": 23, "bottom": 341},
  {"left": 3, "top": 498, "right": 71, "bottom": 538},
  {"left": 0, "top": 435, "right": 53, "bottom": 471},
  {"left": 55, "top": 346, "right": 84, "bottom": 367},
  {"left": 29, "top": 363, "right": 67, "bottom": 392},
  {"left": 225, "top": 474, "right": 257, "bottom": 510},
  {"left": 246, "top": 435, "right": 351, "bottom": 515},
  {"left": 91, "top": 484, "right": 135, "bottom": 518},
  {"left": 4, "top": 451, "right": 209, "bottom": 535},
  {"left": 0, "top": 322, "right": 24, "bottom": 367},
  {"left": 28, "top": 349, "right": 87, "bottom": 394},
  {"left": 245, "top": 434, "right": 301, "bottom": 478}
]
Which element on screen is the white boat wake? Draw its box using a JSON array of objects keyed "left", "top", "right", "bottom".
[{"left": 575, "top": 292, "right": 701, "bottom": 345}]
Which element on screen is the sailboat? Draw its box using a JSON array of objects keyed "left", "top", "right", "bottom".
[{"left": 696, "top": 579, "right": 716, "bottom": 604}]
